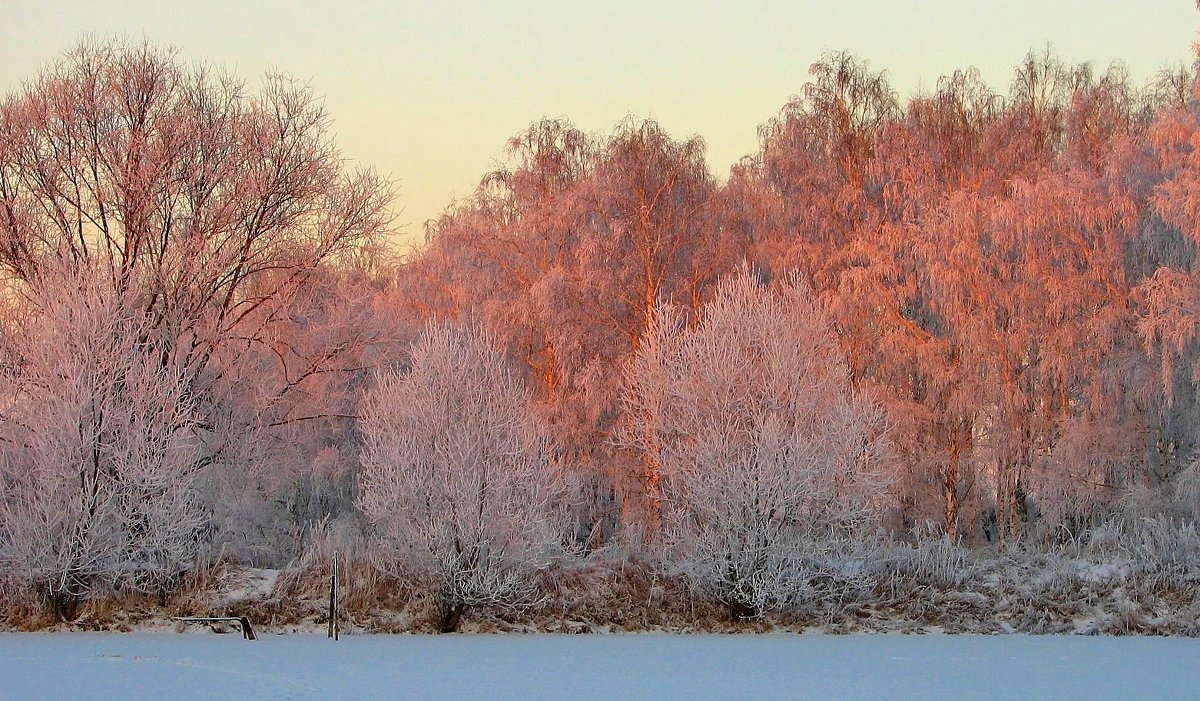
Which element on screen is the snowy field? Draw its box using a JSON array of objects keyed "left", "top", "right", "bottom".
[{"left": 2, "top": 632, "right": 1198, "bottom": 700}]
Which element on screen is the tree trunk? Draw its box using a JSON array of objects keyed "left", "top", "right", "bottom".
[
  {"left": 728, "top": 598, "right": 759, "bottom": 621},
  {"left": 438, "top": 600, "right": 465, "bottom": 633},
  {"left": 50, "top": 591, "right": 82, "bottom": 623},
  {"left": 942, "top": 420, "right": 967, "bottom": 541},
  {"left": 943, "top": 448, "right": 960, "bottom": 542}
]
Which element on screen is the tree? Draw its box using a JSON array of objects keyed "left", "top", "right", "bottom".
[
  {"left": 620, "top": 269, "right": 889, "bottom": 618},
  {"left": 0, "top": 38, "right": 394, "bottom": 559},
  {"left": 356, "top": 323, "right": 565, "bottom": 632},
  {"left": 0, "top": 39, "right": 391, "bottom": 341},
  {"left": 743, "top": 52, "right": 897, "bottom": 283},
  {"left": 406, "top": 118, "right": 720, "bottom": 542},
  {"left": 202, "top": 259, "right": 402, "bottom": 563},
  {"left": 0, "top": 264, "right": 204, "bottom": 619},
  {"left": 403, "top": 121, "right": 626, "bottom": 547},
  {"left": 1132, "top": 60, "right": 1200, "bottom": 490}
]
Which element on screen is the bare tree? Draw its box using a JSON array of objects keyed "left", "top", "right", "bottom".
[
  {"left": 356, "top": 323, "right": 565, "bottom": 632},
  {"left": 621, "top": 268, "right": 890, "bottom": 618},
  {"left": 0, "top": 264, "right": 204, "bottom": 619}
]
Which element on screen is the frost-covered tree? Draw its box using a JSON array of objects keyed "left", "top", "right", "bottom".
[
  {"left": 357, "top": 323, "right": 564, "bottom": 631},
  {"left": 407, "top": 118, "right": 721, "bottom": 544},
  {"left": 201, "top": 259, "right": 403, "bottom": 564},
  {"left": 0, "top": 38, "right": 394, "bottom": 562},
  {"left": 0, "top": 266, "right": 205, "bottom": 619},
  {"left": 621, "top": 269, "right": 890, "bottom": 617},
  {"left": 0, "top": 39, "right": 391, "bottom": 368}
]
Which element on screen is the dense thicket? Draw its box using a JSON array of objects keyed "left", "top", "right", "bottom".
[{"left": 3, "top": 39, "right": 1200, "bottom": 625}]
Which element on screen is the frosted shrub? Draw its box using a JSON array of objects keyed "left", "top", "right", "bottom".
[
  {"left": 1086, "top": 465, "right": 1200, "bottom": 594},
  {"left": 0, "top": 268, "right": 206, "bottom": 619},
  {"left": 357, "top": 324, "right": 567, "bottom": 631},
  {"left": 621, "top": 269, "right": 890, "bottom": 618},
  {"left": 879, "top": 531, "right": 974, "bottom": 594}
]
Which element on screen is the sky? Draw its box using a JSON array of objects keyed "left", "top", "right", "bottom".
[{"left": 1, "top": 1, "right": 1196, "bottom": 245}]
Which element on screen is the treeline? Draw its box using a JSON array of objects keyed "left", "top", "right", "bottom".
[
  {"left": 1, "top": 39, "right": 1200, "bottom": 628},
  {"left": 409, "top": 48, "right": 1200, "bottom": 545}
]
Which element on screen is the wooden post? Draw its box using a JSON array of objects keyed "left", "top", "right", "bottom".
[
  {"left": 328, "top": 556, "right": 339, "bottom": 640},
  {"left": 238, "top": 616, "right": 257, "bottom": 640}
]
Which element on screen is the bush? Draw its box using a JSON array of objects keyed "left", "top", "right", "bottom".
[
  {"left": 621, "top": 269, "right": 890, "bottom": 618},
  {"left": 357, "top": 324, "right": 568, "bottom": 631}
]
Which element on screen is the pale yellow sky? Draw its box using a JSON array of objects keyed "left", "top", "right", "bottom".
[{"left": 1, "top": 1, "right": 1196, "bottom": 246}]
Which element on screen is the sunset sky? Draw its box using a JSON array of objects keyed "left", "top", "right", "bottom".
[{"left": 1, "top": 1, "right": 1195, "bottom": 244}]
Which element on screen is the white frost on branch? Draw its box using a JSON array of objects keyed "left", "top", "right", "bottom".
[
  {"left": 621, "top": 267, "right": 891, "bottom": 616},
  {"left": 0, "top": 266, "right": 205, "bottom": 615},
  {"left": 356, "top": 323, "right": 566, "bottom": 628}
]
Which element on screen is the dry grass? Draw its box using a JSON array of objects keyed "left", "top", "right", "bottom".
[
  {"left": 531, "top": 548, "right": 705, "bottom": 631},
  {"left": 0, "top": 584, "right": 47, "bottom": 631},
  {"left": 5, "top": 520, "right": 1200, "bottom": 635}
]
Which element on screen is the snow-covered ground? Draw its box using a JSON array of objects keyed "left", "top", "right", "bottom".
[{"left": 2, "top": 632, "right": 1197, "bottom": 700}]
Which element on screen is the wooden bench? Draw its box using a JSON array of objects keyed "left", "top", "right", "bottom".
[{"left": 173, "top": 616, "right": 257, "bottom": 640}]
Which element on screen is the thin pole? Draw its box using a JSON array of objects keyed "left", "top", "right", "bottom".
[{"left": 328, "top": 556, "right": 339, "bottom": 640}]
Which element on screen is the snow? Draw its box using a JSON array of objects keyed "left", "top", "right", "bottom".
[
  {"left": 1, "top": 632, "right": 1197, "bottom": 700},
  {"left": 221, "top": 567, "right": 280, "bottom": 604}
]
